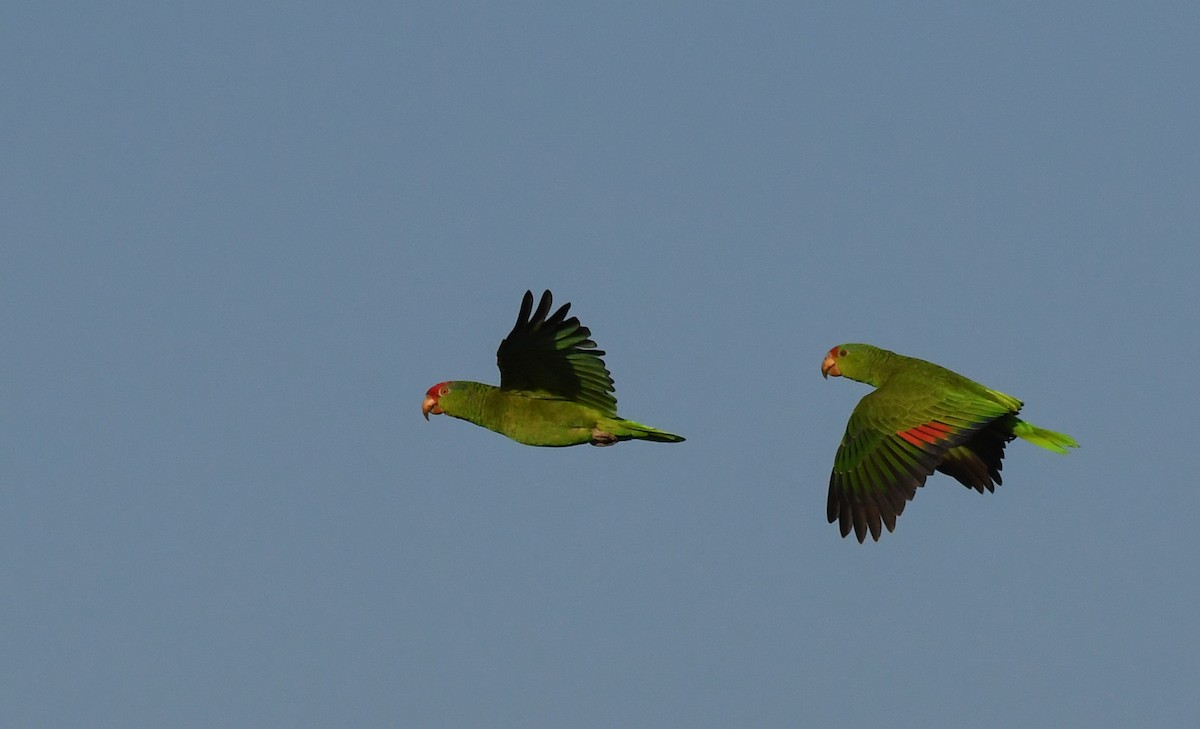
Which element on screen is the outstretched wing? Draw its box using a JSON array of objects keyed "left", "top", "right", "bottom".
[
  {"left": 828, "top": 383, "right": 1017, "bottom": 542},
  {"left": 496, "top": 290, "right": 617, "bottom": 416}
]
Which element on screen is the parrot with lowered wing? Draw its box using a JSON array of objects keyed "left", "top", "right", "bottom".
[{"left": 821, "top": 343, "right": 1077, "bottom": 542}]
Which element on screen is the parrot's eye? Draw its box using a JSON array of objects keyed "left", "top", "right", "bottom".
[
  {"left": 438, "top": 386, "right": 450, "bottom": 396},
  {"left": 839, "top": 349, "right": 848, "bottom": 357}
]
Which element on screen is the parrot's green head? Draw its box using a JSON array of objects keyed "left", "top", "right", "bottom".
[{"left": 821, "top": 343, "right": 882, "bottom": 382}]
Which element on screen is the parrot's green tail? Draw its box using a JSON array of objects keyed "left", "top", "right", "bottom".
[
  {"left": 618, "top": 419, "right": 686, "bottom": 443},
  {"left": 1013, "top": 420, "right": 1079, "bottom": 454}
]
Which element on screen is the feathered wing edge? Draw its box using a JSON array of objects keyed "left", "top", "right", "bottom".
[
  {"left": 497, "top": 291, "right": 617, "bottom": 415},
  {"left": 827, "top": 429, "right": 942, "bottom": 543},
  {"left": 827, "top": 401, "right": 1012, "bottom": 542}
]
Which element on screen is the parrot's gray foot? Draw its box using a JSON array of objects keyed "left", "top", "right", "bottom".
[{"left": 590, "top": 430, "right": 618, "bottom": 446}]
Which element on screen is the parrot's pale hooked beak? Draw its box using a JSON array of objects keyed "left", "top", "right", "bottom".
[
  {"left": 821, "top": 354, "right": 841, "bottom": 379},
  {"left": 421, "top": 395, "right": 440, "bottom": 420}
]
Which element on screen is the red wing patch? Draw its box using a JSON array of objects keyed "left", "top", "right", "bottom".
[{"left": 896, "top": 420, "right": 955, "bottom": 447}]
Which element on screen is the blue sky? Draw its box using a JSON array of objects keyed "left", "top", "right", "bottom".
[{"left": 3, "top": 2, "right": 1198, "bottom": 727}]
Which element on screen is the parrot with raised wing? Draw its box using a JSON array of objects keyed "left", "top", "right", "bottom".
[{"left": 423, "top": 290, "right": 685, "bottom": 447}]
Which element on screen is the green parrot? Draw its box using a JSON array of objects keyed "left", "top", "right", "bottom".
[
  {"left": 821, "top": 343, "right": 1078, "bottom": 542},
  {"left": 422, "top": 290, "right": 685, "bottom": 447}
]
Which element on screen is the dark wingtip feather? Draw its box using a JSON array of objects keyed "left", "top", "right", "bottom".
[
  {"left": 863, "top": 497, "right": 882, "bottom": 541},
  {"left": 545, "top": 304, "right": 572, "bottom": 329},
  {"left": 531, "top": 290, "right": 554, "bottom": 328},
  {"left": 515, "top": 290, "right": 535, "bottom": 330}
]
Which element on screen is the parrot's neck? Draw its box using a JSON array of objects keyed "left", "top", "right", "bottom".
[
  {"left": 853, "top": 347, "right": 900, "bottom": 388},
  {"left": 442, "top": 382, "right": 497, "bottom": 427}
]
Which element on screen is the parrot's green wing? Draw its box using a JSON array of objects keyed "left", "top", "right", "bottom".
[
  {"left": 829, "top": 384, "right": 1017, "bottom": 542},
  {"left": 496, "top": 290, "right": 617, "bottom": 416}
]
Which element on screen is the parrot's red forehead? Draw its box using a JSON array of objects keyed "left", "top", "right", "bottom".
[
  {"left": 426, "top": 382, "right": 449, "bottom": 398},
  {"left": 827, "top": 346, "right": 841, "bottom": 358}
]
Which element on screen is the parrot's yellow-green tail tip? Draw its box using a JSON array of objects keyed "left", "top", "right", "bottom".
[
  {"left": 1014, "top": 421, "right": 1079, "bottom": 454},
  {"left": 620, "top": 419, "right": 686, "bottom": 443}
]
